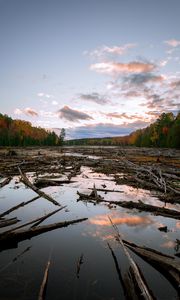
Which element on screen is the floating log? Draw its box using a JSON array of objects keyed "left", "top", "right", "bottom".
[
  {"left": 3, "top": 206, "right": 66, "bottom": 235},
  {"left": 18, "top": 167, "right": 60, "bottom": 206},
  {"left": 38, "top": 259, "right": 51, "bottom": 300},
  {"left": 0, "top": 195, "right": 40, "bottom": 218},
  {"left": 0, "top": 217, "right": 20, "bottom": 228},
  {"left": 123, "top": 239, "right": 180, "bottom": 290},
  {"left": 0, "top": 177, "right": 11, "bottom": 188},
  {"left": 109, "top": 217, "right": 155, "bottom": 300},
  {"left": 77, "top": 192, "right": 180, "bottom": 220},
  {"left": 76, "top": 253, "right": 84, "bottom": 278},
  {"left": 0, "top": 218, "right": 88, "bottom": 251}
]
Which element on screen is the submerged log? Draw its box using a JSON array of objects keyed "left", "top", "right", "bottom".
[
  {"left": 0, "top": 195, "right": 40, "bottom": 218},
  {"left": 0, "top": 218, "right": 88, "bottom": 251},
  {"left": 18, "top": 167, "right": 60, "bottom": 206},
  {"left": 76, "top": 253, "right": 84, "bottom": 278},
  {"left": 0, "top": 217, "right": 20, "bottom": 228},
  {"left": 109, "top": 217, "right": 155, "bottom": 300},
  {"left": 77, "top": 192, "right": 180, "bottom": 220},
  {"left": 123, "top": 239, "right": 180, "bottom": 290},
  {"left": 38, "top": 259, "right": 51, "bottom": 300},
  {"left": 3, "top": 206, "right": 66, "bottom": 235}
]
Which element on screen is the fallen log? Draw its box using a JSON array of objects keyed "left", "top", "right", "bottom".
[
  {"left": 76, "top": 253, "right": 84, "bottom": 278},
  {"left": 123, "top": 239, "right": 180, "bottom": 291},
  {"left": 3, "top": 206, "right": 66, "bottom": 235},
  {"left": 38, "top": 259, "right": 51, "bottom": 300},
  {"left": 0, "top": 195, "right": 40, "bottom": 218},
  {"left": 109, "top": 217, "right": 155, "bottom": 300},
  {"left": 77, "top": 192, "right": 180, "bottom": 220},
  {"left": 0, "top": 177, "right": 11, "bottom": 188},
  {"left": 18, "top": 167, "right": 60, "bottom": 206},
  {"left": 77, "top": 184, "right": 104, "bottom": 203},
  {"left": 0, "top": 217, "right": 20, "bottom": 228},
  {"left": 0, "top": 217, "right": 88, "bottom": 251}
]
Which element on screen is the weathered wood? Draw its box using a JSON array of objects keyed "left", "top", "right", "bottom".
[
  {"left": 0, "top": 195, "right": 40, "bottom": 218},
  {"left": 77, "top": 192, "right": 180, "bottom": 220},
  {"left": 3, "top": 206, "right": 66, "bottom": 235},
  {"left": 0, "top": 177, "right": 11, "bottom": 188},
  {"left": 123, "top": 239, "right": 180, "bottom": 290},
  {"left": 0, "top": 217, "right": 20, "bottom": 228},
  {"left": 0, "top": 218, "right": 88, "bottom": 247},
  {"left": 18, "top": 167, "right": 60, "bottom": 206},
  {"left": 109, "top": 217, "right": 154, "bottom": 300},
  {"left": 76, "top": 254, "right": 84, "bottom": 278},
  {"left": 38, "top": 260, "right": 51, "bottom": 300}
]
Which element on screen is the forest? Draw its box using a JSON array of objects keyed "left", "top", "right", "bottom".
[
  {"left": 66, "top": 112, "right": 180, "bottom": 148},
  {"left": 0, "top": 112, "right": 179, "bottom": 148},
  {"left": 0, "top": 113, "right": 61, "bottom": 146}
]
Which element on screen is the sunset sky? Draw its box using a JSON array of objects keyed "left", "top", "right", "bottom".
[{"left": 1, "top": 0, "right": 180, "bottom": 139}]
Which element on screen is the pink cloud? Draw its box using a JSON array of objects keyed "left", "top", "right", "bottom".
[
  {"left": 90, "top": 61, "right": 156, "bottom": 75},
  {"left": 165, "top": 39, "right": 180, "bottom": 47}
]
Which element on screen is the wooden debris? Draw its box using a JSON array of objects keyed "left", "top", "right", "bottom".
[
  {"left": 77, "top": 194, "right": 180, "bottom": 220},
  {"left": 0, "top": 218, "right": 88, "bottom": 251},
  {"left": 0, "top": 195, "right": 40, "bottom": 218},
  {"left": 3, "top": 206, "right": 66, "bottom": 235},
  {"left": 109, "top": 217, "right": 155, "bottom": 300},
  {"left": 123, "top": 239, "right": 180, "bottom": 290},
  {"left": 77, "top": 184, "right": 104, "bottom": 203},
  {"left": 158, "top": 226, "right": 168, "bottom": 232},
  {"left": 18, "top": 167, "right": 60, "bottom": 206},
  {"left": 76, "top": 253, "right": 84, "bottom": 278},
  {"left": 38, "top": 259, "right": 51, "bottom": 300},
  {"left": 0, "top": 217, "right": 20, "bottom": 228},
  {"left": 0, "top": 177, "right": 11, "bottom": 188}
]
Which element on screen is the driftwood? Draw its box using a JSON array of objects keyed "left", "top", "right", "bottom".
[
  {"left": 0, "top": 217, "right": 20, "bottom": 228},
  {"left": 77, "top": 191, "right": 180, "bottom": 220},
  {"left": 107, "top": 243, "right": 128, "bottom": 298},
  {"left": 18, "top": 167, "right": 60, "bottom": 206},
  {"left": 109, "top": 217, "right": 155, "bottom": 300},
  {"left": 0, "top": 195, "right": 40, "bottom": 218},
  {"left": 0, "top": 177, "right": 11, "bottom": 188},
  {"left": 76, "top": 254, "right": 84, "bottom": 278},
  {"left": 0, "top": 246, "right": 31, "bottom": 273},
  {"left": 3, "top": 206, "right": 66, "bottom": 235},
  {"left": 38, "top": 259, "right": 51, "bottom": 300},
  {"left": 34, "top": 178, "right": 76, "bottom": 188},
  {"left": 77, "top": 184, "right": 104, "bottom": 202},
  {"left": 88, "top": 187, "right": 123, "bottom": 193},
  {"left": 0, "top": 217, "right": 88, "bottom": 251},
  {"left": 123, "top": 239, "right": 180, "bottom": 291}
]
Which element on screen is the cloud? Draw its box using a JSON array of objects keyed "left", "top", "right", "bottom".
[
  {"left": 85, "top": 43, "right": 136, "bottom": 58},
  {"left": 79, "top": 92, "right": 111, "bottom": 104},
  {"left": 57, "top": 106, "right": 93, "bottom": 122},
  {"left": 170, "top": 79, "right": 180, "bottom": 89},
  {"left": 37, "top": 92, "right": 53, "bottom": 98},
  {"left": 66, "top": 121, "right": 149, "bottom": 139},
  {"left": 14, "top": 108, "right": 23, "bottom": 115},
  {"left": 90, "top": 61, "right": 156, "bottom": 75},
  {"left": 52, "top": 100, "right": 58, "bottom": 105},
  {"left": 14, "top": 107, "right": 38, "bottom": 117},
  {"left": 123, "top": 73, "right": 165, "bottom": 87},
  {"left": 165, "top": 39, "right": 180, "bottom": 47},
  {"left": 24, "top": 107, "right": 39, "bottom": 117},
  {"left": 105, "top": 112, "right": 146, "bottom": 121}
]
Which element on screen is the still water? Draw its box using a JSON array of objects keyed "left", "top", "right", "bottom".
[{"left": 0, "top": 166, "right": 179, "bottom": 299}]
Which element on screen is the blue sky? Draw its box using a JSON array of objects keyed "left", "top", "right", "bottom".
[{"left": 0, "top": 0, "right": 180, "bottom": 138}]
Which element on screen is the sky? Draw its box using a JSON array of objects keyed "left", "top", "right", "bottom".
[{"left": 0, "top": 0, "right": 180, "bottom": 139}]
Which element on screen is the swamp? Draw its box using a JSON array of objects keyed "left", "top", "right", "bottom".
[{"left": 0, "top": 146, "right": 179, "bottom": 300}]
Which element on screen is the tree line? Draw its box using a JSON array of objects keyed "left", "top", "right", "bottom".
[
  {"left": 0, "top": 113, "right": 65, "bottom": 146},
  {"left": 65, "top": 112, "right": 180, "bottom": 148}
]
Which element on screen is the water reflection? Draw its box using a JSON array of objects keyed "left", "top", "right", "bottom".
[{"left": 89, "top": 213, "right": 154, "bottom": 227}]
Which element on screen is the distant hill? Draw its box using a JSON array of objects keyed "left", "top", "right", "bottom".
[
  {"left": 65, "top": 112, "right": 180, "bottom": 148},
  {"left": 0, "top": 113, "right": 60, "bottom": 146}
]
